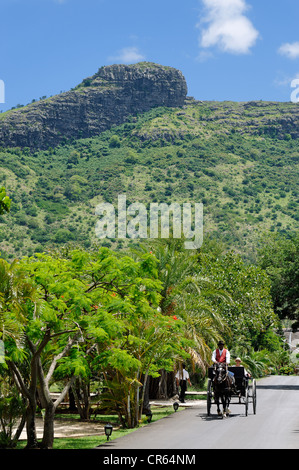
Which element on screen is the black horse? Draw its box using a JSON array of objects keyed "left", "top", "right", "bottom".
[{"left": 212, "top": 363, "right": 234, "bottom": 417}]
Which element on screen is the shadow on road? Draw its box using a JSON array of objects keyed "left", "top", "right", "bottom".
[
  {"left": 198, "top": 412, "right": 246, "bottom": 421},
  {"left": 257, "top": 385, "right": 299, "bottom": 391}
]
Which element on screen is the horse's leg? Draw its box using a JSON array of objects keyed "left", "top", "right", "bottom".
[
  {"left": 224, "top": 394, "right": 230, "bottom": 416},
  {"left": 227, "top": 394, "right": 231, "bottom": 414},
  {"left": 215, "top": 392, "right": 221, "bottom": 416},
  {"left": 221, "top": 394, "right": 227, "bottom": 417},
  {"left": 223, "top": 380, "right": 231, "bottom": 415}
]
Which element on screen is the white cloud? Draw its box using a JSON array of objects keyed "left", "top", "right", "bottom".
[
  {"left": 278, "top": 42, "right": 299, "bottom": 60},
  {"left": 274, "top": 71, "right": 299, "bottom": 87},
  {"left": 197, "top": 0, "right": 259, "bottom": 55},
  {"left": 109, "top": 47, "right": 146, "bottom": 64}
]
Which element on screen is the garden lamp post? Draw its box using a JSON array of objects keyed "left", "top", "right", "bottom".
[
  {"left": 173, "top": 402, "right": 179, "bottom": 412},
  {"left": 104, "top": 423, "right": 113, "bottom": 441}
]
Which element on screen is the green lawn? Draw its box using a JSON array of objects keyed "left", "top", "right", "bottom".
[{"left": 16, "top": 405, "right": 186, "bottom": 450}]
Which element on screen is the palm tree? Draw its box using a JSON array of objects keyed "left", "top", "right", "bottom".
[
  {"left": 134, "top": 239, "right": 232, "bottom": 396},
  {"left": 176, "top": 278, "right": 231, "bottom": 370}
]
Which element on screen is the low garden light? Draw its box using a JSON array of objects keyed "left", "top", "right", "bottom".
[
  {"left": 173, "top": 402, "right": 179, "bottom": 412},
  {"left": 104, "top": 423, "right": 113, "bottom": 441}
]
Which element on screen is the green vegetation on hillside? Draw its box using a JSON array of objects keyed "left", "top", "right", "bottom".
[{"left": 0, "top": 100, "right": 297, "bottom": 261}]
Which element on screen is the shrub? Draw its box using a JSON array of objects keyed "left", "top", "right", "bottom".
[
  {"left": 53, "top": 228, "right": 75, "bottom": 244},
  {"left": 0, "top": 391, "right": 26, "bottom": 448},
  {"left": 109, "top": 135, "right": 121, "bottom": 148}
]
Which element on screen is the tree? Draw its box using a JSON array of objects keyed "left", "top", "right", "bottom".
[
  {"left": 3, "top": 246, "right": 186, "bottom": 446},
  {"left": 5, "top": 252, "right": 85, "bottom": 448},
  {"left": 0, "top": 258, "right": 31, "bottom": 343},
  {"left": 0, "top": 258, "right": 33, "bottom": 447},
  {"left": 96, "top": 299, "right": 189, "bottom": 428},
  {"left": 0, "top": 187, "right": 11, "bottom": 215},
  {"left": 78, "top": 246, "right": 190, "bottom": 427},
  {"left": 136, "top": 239, "right": 231, "bottom": 397},
  {"left": 109, "top": 135, "right": 121, "bottom": 148},
  {"left": 198, "top": 249, "right": 279, "bottom": 352},
  {"left": 257, "top": 232, "right": 299, "bottom": 326}
]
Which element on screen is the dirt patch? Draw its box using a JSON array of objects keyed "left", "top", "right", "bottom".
[{"left": 18, "top": 418, "right": 108, "bottom": 440}]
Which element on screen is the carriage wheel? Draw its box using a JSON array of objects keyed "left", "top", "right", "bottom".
[
  {"left": 207, "top": 378, "right": 212, "bottom": 416},
  {"left": 252, "top": 379, "right": 257, "bottom": 414},
  {"left": 245, "top": 388, "right": 249, "bottom": 416}
]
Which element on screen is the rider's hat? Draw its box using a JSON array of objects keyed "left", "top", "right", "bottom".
[{"left": 218, "top": 340, "right": 224, "bottom": 346}]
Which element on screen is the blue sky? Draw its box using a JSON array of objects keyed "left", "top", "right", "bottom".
[{"left": 1, "top": 0, "right": 299, "bottom": 111}]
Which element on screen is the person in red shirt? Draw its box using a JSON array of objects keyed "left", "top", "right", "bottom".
[
  {"left": 211, "top": 340, "right": 236, "bottom": 393},
  {"left": 211, "top": 340, "right": 231, "bottom": 364}
]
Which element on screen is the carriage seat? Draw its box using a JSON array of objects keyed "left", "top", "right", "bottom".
[{"left": 228, "top": 366, "right": 248, "bottom": 395}]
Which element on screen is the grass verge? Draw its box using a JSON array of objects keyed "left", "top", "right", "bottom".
[{"left": 16, "top": 405, "right": 185, "bottom": 450}]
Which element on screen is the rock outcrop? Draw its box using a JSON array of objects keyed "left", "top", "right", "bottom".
[{"left": 0, "top": 63, "right": 187, "bottom": 150}]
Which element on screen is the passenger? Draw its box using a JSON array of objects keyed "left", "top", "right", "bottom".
[{"left": 235, "top": 357, "right": 251, "bottom": 378}]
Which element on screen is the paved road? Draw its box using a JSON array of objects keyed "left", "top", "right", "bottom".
[{"left": 99, "top": 375, "right": 299, "bottom": 450}]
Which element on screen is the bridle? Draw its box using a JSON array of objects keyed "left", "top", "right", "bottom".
[{"left": 213, "top": 363, "right": 228, "bottom": 384}]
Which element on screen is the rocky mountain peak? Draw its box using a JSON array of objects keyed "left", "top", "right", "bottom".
[{"left": 0, "top": 62, "right": 187, "bottom": 150}]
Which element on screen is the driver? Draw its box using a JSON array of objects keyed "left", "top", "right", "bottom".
[
  {"left": 211, "top": 340, "right": 236, "bottom": 388},
  {"left": 211, "top": 340, "right": 230, "bottom": 364}
]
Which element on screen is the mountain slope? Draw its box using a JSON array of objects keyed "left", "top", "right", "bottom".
[
  {"left": 0, "top": 97, "right": 298, "bottom": 262},
  {"left": 0, "top": 63, "right": 298, "bottom": 261}
]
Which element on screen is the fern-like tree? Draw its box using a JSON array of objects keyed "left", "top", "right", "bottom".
[
  {"left": 3, "top": 246, "right": 184, "bottom": 446},
  {"left": 0, "top": 258, "right": 35, "bottom": 447}
]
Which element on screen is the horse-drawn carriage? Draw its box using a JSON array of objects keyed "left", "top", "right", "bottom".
[{"left": 207, "top": 364, "right": 256, "bottom": 418}]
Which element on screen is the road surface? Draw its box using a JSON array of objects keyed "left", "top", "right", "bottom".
[{"left": 99, "top": 375, "right": 299, "bottom": 449}]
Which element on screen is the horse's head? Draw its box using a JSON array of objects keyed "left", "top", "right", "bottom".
[{"left": 213, "top": 363, "right": 227, "bottom": 384}]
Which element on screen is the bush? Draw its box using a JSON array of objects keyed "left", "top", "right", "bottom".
[
  {"left": 278, "top": 365, "right": 295, "bottom": 375},
  {"left": 53, "top": 229, "right": 75, "bottom": 244},
  {"left": 109, "top": 135, "right": 121, "bottom": 148},
  {"left": 0, "top": 392, "right": 25, "bottom": 448},
  {"left": 14, "top": 212, "right": 27, "bottom": 226}
]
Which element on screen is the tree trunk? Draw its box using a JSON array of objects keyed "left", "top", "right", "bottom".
[
  {"left": 24, "top": 398, "right": 39, "bottom": 449},
  {"left": 12, "top": 408, "right": 26, "bottom": 447},
  {"left": 25, "top": 355, "right": 39, "bottom": 449},
  {"left": 141, "top": 372, "right": 151, "bottom": 415},
  {"left": 70, "top": 379, "right": 91, "bottom": 420},
  {"left": 149, "top": 371, "right": 175, "bottom": 399},
  {"left": 72, "top": 380, "right": 88, "bottom": 420},
  {"left": 68, "top": 388, "right": 77, "bottom": 412},
  {"left": 7, "top": 359, "right": 39, "bottom": 449},
  {"left": 41, "top": 402, "right": 55, "bottom": 449},
  {"left": 81, "top": 381, "right": 91, "bottom": 420},
  {"left": 157, "top": 369, "right": 168, "bottom": 398}
]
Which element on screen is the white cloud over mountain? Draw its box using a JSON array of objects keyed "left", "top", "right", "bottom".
[
  {"left": 109, "top": 47, "right": 146, "bottom": 64},
  {"left": 278, "top": 42, "right": 299, "bottom": 59},
  {"left": 198, "top": 0, "right": 259, "bottom": 55}
]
